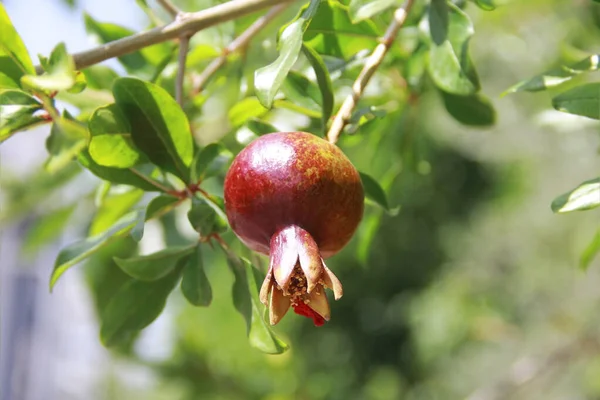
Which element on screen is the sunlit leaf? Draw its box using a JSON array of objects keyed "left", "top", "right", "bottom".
[
  {"left": 78, "top": 150, "right": 165, "bottom": 191},
  {"left": 281, "top": 70, "right": 322, "bottom": 113},
  {"left": 50, "top": 210, "right": 143, "bottom": 290},
  {"left": 22, "top": 43, "right": 77, "bottom": 91},
  {"left": 581, "top": 229, "right": 600, "bottom": 271},
  {"left": 114, "top": 245, "right": 195, "bottom": 281},
  {"left": 441, "top": 91, "right": 496, "bottom": 126},
  {"left": 551, "top": 178, "right": 600, "bottom": 213},
  {"left": 82, "top": 65, "right": 119, "bottom": 90},
  {"left": 254, "top": 0, "right": 321, "bottom": 108},
  {"left": 100, "top": 265, "right": 183, "bottom": 347},
  {"left": 304, "top": 1, "right": 380, "bottom": 59},
  {"left": 45, "top": 111, "right": 88, "bottom": 173},
  {"left": 228, "top": 97, "right": 269, "bottom": 127},
  {"left": 552, "top": 83, "right": 600, "bottom": 120},
  {"left": 180, "top": 245, "right": 212, "bottom": 307},
  {"left": 89, "top": 187, "right": 144, "bottom": 236},
  {"left": 226, "top": 253, "right": 289, "bottom": 354},
  {"left": 0, "top": 2, "right": 35, "bottom": 88},
  {"left": 302, "top": 44, "right": 334, "bottom": 133},
  {"left": 471, "top": 0, "right": 496, "bottom": 11},
  {"left": 349, "top": 0, "right": 397, "bottom": 22},
  {"left": 0, "top": 90, "right": 45, "bottom": 142},
  {"left": 89, "top": 104, "right": 145, "bottom": 168},
  {"left": 112, "top": 77, "right": 194, "bottom": 181},
  {"left": 504, "top": 55, "right": 600, "bottom": 95},
  {"left": 427, "top": 1, "right": 480, "bottom": 95}
]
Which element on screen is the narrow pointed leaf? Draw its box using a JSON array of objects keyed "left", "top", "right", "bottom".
[
  {"left": 78, "top": 151, "right": 164, "bottom": 191},
  {"left": 89, "top": 104, "right": 145, "bottom": 168},
  {"left": 304, "top": 1, "right": 380, "bottom": 59},
  {"left": 181, "top": 245, "right": 212, "bottom": 306},
  {"left": 187, "top": 197, "right": 228, "bottom": 238},
  {"left": 552, "top": 83, "right": 600, "bottom": 120},
  {"left": 349, "top": 0, "right": 397, "bottom": 22},
  {"left": 281, "top": 70, "right": 322, "bottom": 112},
  {"left": 0, "top": 2, "right": 35, "bottom": 89},
  {"left": 90, "top": 188, "right": 144, "bottom": 236},
  {"left": 441, "top": 91, "right": 496, "bottom": 126},
  {"left": 228, "top": 97, "right": 268, "bottom": 127},
  {"left": 359, "top": 172, "right": 399, "bottom": 215},
  {"left": 0, "top": 90, "right": 45, "bottom": 142},
  {"left": 428, "top": 1, "right": 480, "bottom": 95},
  {"left": 50, "top": 210, "right": 143, "bottom": 290},
  {"left": 551, "top": 178, "right": 600, "bottom": 213},
  {"left": 581, "top": 230, "right": 600, "bottom": 271},
  {"left": 114, "top": 245, "right": 195, "bottom": 281},
  {"left": 254, "top": 0, "right": 321, "bottom": 108},
  {"left": 246, "top": 118, "right": 278, "bottom": 136},
  {"left": 100, "top": 265, "right": 183, "bottom": 347},
  {"left": 190, "top": 143, "right": 233, "bottom": 183},
  {"left": 302, "top": 44, "right": 334, "bottom": 132},
  {"left": 112, "top": 77, "right": 194, "bottom": 182}
]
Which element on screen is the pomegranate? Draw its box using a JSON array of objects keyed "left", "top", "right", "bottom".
[{"left": 224, "top": 132, "right": 364, "bottom": 326}]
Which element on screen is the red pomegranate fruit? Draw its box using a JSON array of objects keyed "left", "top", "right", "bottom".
[{"left": 224, "top": 131, "right": 364, "bottom": 326}]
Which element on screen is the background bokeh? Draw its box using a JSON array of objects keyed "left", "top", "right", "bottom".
[{"left": 1, "top": 0, "right": 600, "bottom": 399}]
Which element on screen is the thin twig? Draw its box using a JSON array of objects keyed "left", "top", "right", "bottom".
[
  {"left": 156, "top": 0, "right": 181, "bottom": 18},
  {"left": 326, "top": 0, "right": 416, "bottom": 145},
  {"left": 176, "top": 35, "right": 190, "bottom": 106},
  {"left": 191, "top": 3, "right": 290, "bottom": 95},
  {"left": 34, "top": 0, "right": 295, "bottom": 74}
]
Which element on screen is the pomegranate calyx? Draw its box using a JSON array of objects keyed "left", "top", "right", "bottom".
[{"left": 259, "top": 225, "right": 343, "bottom": 326}]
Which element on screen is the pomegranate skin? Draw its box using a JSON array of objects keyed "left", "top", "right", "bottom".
[{"left": 224, "top": 132, "right": 364, "bottom": 258}]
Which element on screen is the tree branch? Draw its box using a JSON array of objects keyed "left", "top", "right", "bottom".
[
  {"left": 191, "top": 2, "right": 290, "bottom": 95},
  {"left": 326, "top": 0, "right": 416, "bottom": 145},
  {"left": 34, "top": 0, "right": 295, "bottom": 74},
  {"left": 156, "top": 0, "right": 181, "bottom": 18}
]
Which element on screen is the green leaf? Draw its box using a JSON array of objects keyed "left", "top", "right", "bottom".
[
  {"left": 552, "top": 83, "right": 600, "bottom": 120},
  {"left": 427, "top": 1, "right": 480, "bottom": 95},
  {"left": 180, "top": 245, "right": 212, "bottom": 306},
  {"left": 281, "top": 70, "right": 322, "bottom": 112},
  {"left": 441, "top": 91, "right": 496, "bottom": 126},
  {"left": 44, "top": 112, "right": 88, "bottom": 173},
  {"left": 187, "top": 197, "right": 228, "bottom": 238},
  {"left": 0, "top": 3, "right": 35, "bottom": 87},
  {"left": 581, "top": 229, "right": 600, "bottom": 271},
  {"left": 504, "top": 55, "right": 600, "bottom": 95},
  {"left": 22, "top": 204, "right": 76, "bottom": 253},
  {"left": 50, "top": 210, "right": 143, "bottom": 290},
  {"left": 349, "top": 0, "right": 397, "bottom": 22},
  {"left": 304, "top": 1, "right": 380, "bottom": 59},
  {"left": 471, "top": 0, "right": 496, "bottom": 11},
  {"left": 114, "top": 245, "right": 195, "bottom": 281},
  {"left": 551, "top": 178, "right": 600, "bottom": 213},
  {"left": 302, "top": 44, "right": 334, "bottom": 133},
  {"left": 90, "top": 187, "right": 144, "bottom": 236},
  {"left": 112, "top": 77, "right": 194, "bottom": 182},
  {"left": 100, "top": 265, "right": 182, "bottom": 347},
  {"left": 82, "top": 65, "right": 119, "bottom": 90},
  {"left": 78, "top": 150, "right": 164, "bottom": 191},
  {"left": 273, "top": 99, "right": 322, "bottom": 119},
  {"left": 226, "top": 253, "right": 289, "bottom": 354},
  {"left": 190, "top": 142, "right": 233, "bottom": 183},
  {"left": 254, "top": 0, "right": 321, "bottom": 108},
  {"left": 21, "top": 43, "right": 76, "bottom": 91},
  {"left": 359, "top": 172, "right": 398, "bottom": 215},
  {"left": 228, "top": 97, "right": 268, "bottom": 127},
  {"left": 83, "top": 13, "right": 171, "bottom": 78},
  {"left": 246, "top": 118, "right": 278, "bottom": 136},
  {"left": 0, "top": 90, "right": 45, "bottom": 142},
  {"left": 89, "top": 104, "right": 145, "bottom": 168},
  {"left": 130, "top": 194, "right": 181, "bottom": 242}
]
